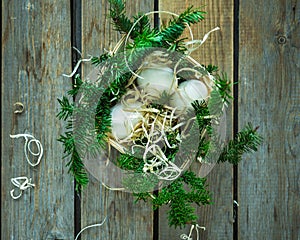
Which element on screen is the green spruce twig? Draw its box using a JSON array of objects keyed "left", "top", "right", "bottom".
[
  {"left": 58, "top": 132, "right": 89, "bottom": 192},
  {"left": 135, "top": 171, "right": 211, "bottom": 228},
  {"left": 218, "top": 123, "right": 263, "bottom": 164},
  {"left": 159, "top": 6, "right": 206, "bottom": 45}
]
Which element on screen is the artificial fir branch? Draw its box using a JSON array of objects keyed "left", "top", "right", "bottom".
[
  {"left": 192, "top": 100, "right": 211, "bottom": 130},
  {"left": 58, "top": 48, "right": 137, "bottom": 190},
  {"left": 191, "top": 100, "right": 213, "bottom": 157},
  {"left": 130, "top": 27, "right": 161, "bottom": 48},
  {"left": 108, "top": 0, "right": 154, "bottom": 40}
]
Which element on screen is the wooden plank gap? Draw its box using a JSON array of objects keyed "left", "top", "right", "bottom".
[
  {"left": 154, "top": 0, "right": 159, "bottom": 28},
  {"left": 232, "top": 0, "right": 240, "bottom": 240},
  {"left": 153, "top": 2, "right": 160, "bottom": 239},
  {"left": 70, "top": 0, "right": 82, "bottom": 239},
  {"left": 233, "top": 0, "right": 240, "bottom": 240}
]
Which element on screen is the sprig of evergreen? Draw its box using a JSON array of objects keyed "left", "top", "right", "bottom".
[
  {"left": 133, "top": 13, "right": 152, "bottom": 34},
  {"left": 117, "top": 153, "right": 144, "bottom": 171},
  {"left": 218, "top": 123, "right": 263, "bottom": 164},
  {"left": 204, "top": 64, "right": 218, "bottom": 73},
  {"left": 67, "top": 74, "right": 83, "bottom": 97},
  {"left": 57, "top": 96, "right": 74, "bottom": 121},
  {"left": 58, "top": 56, "right": 135, "bottom": 193},
  {"left": 108, "top": 0, "right": 134, "bottom": 36},
  {"left": 214, "top": 72, "right": 233, "bottom": 104},
  {"left": 108, "top": 0, "right": 154, "bottom": 40},
  {"left": 159, "top": 6, "right": 206, "bottom": 44},
  {"left": 91, "top": 53, "right": 110, "bottom": 66},
  {"left": 135, "top": 171, "right": 211, "bottom": 228},
  {"left": 191, "top": 100, "right": 213, "bottom": 157},
  {"left": 58, "top": 132, "right": 89, "bottom": 192}
]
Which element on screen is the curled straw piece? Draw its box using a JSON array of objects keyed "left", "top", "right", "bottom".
[
  {"left": 62, "top": 47, "right": 93, "bottom": 78},
  {"left": 184, "top": 27, "right": 220, "bottom": 53},
  {"left": 116, "top": 99, "right": 185, "bottom": 180},
  {"left": 180, "top": 224, "right": 206, "bottom": 240},
  {"left": 62, "top": 56, "right": 93, "bottom": 78},
  {"left": 14, "top": 102, "right": 24, "bottom": 114},
  {"left": 10, "top": 177, "right": 35, "bottom": 200},
  {"left": 74, "top": 217, "right": 107, "bottom": 240},
  {"left": 10, "top": 133, "right": 43, "bottom": 167}
]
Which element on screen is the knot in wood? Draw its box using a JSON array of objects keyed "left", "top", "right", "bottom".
[{"left": 277, "top": 35, "right": 287, "bottom": 44}]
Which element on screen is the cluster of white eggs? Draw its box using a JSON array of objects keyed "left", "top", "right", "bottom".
[{"left": 110, "top": 66, "right": 209, "bottom": 140}]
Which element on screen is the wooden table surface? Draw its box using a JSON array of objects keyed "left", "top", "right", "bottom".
[{"left": 2, "top": 0, "right": 299, "bottom": 239}]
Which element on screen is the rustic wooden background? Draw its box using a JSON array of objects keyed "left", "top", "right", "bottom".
[{"left": 1, "top": 0, "right": 299, "bottom": 239}]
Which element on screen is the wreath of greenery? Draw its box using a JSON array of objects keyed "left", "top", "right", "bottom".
[{"left": 57, "top": 0, "right": 262, "bottom": 228}]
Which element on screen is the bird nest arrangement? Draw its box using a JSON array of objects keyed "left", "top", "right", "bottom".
[{"left": 58, "top": 0, "right": 262, "bottom": 228}]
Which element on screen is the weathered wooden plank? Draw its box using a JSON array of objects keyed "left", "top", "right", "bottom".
[
  {"left": 80, "top": 1, "right": 154, "bottom": 239},
  {"left": 158, "top": 0, "right": 234, "bottom": 239},
  {"left": 238, "top": 0, "right": 300, "bottom": 239},
  {"left": 1, "top": 0, "right": 74, "bottom": 239}
]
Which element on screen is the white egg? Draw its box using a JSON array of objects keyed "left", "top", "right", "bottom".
[
  {"left": 170, "top": 80, "right": 208, "bottom": 111},
  {"left": 137, "top": 67, "right": 176, "bottom": 96},
  {"left": 111, "top": 103, "right": 142, "bottom": 139}
]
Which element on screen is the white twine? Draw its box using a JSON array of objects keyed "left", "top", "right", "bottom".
[
  {"left": 10, "top": 176, "right": 35, "bottom": 199},
  {"left": 10, "top": 133, "right": 43, "bottom": 167},
  {"left": 74, "top": 217, "right": 107, "bottom": 240},
  {"left": 180, "top": 224, "right": 206, "bottom": 240}
]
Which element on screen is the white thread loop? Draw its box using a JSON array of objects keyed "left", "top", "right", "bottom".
[
  {"left": 180, "top": 224, "right": 206, "bottom": 240},
  {"left": 10, "top": 176, "right": 35, "bottom": 199},
  {"left": 10, "top": 133, "right": 43, "bottom": 167},
  {"left": 74, "top": 217, "right": 107, "bottom": 240}
]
